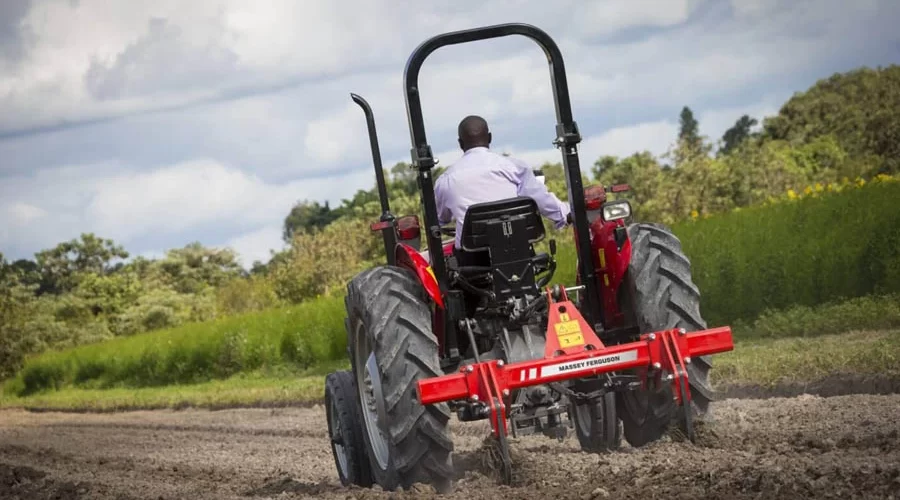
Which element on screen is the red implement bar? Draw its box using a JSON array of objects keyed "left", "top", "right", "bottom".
[{"left": 416, "top": 291, "right": 734, "bottom": 438}]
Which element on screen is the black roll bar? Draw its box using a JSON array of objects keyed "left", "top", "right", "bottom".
[{"left": 401, "top": 22, "right": 603, "bottom": 328}]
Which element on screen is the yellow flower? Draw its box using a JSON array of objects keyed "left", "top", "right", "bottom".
[
  {"left": 856, "top": 177, "right": 866, "bottom": 187},
  {"left": 826, "top": 183, "right": 834, "bottom": 192},
  {"left": 690, "top": 210, "right": 699, "bottom": 219},
  {"left": 787, "top": 189, "right": 797, "bottom": 200},
  {"left": 815, "top": 182, "right": 824, "bottom": 192},
  {"left": 804, "top": 186, "right": 813, "bottom": 195}
]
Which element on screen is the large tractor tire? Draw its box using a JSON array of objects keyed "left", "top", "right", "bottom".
[
  {"left": 345, "top": 266, "right": 454, "bottom": 493},
  {"left": 325, "top": 370, "right": 373, "bottom": 487},
  {"left": 616, "top": 223, "right": 714, "bottom": 447}
]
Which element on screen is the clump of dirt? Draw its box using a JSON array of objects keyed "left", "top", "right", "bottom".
[{"left": 0, "top": 463, "right": 90, "bottom": 500}]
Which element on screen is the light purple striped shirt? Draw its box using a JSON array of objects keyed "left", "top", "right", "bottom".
[{"left": 434, "top": 147, "right": 570, "bottom": 248}]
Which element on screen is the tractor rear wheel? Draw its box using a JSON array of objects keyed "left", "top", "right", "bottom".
[
  {"left": 345, "top": 266, "right": 454, "bottom": 493},
  {"left": 325, "top": 370, "right": 373, "bottom": 487},
  {"left": 616, "top": 222, "right": 714, "bottom": 447}
]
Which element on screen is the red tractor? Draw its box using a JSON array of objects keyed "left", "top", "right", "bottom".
[{"left": 324, "top": 22, "right": 734, "bottom": 493}]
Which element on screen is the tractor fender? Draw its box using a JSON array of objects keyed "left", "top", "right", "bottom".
[{"left": 395, "top": 243, "right": 444, "bottom": 309}]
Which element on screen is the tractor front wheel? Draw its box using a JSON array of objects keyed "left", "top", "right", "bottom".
[
  {"left": 616, "top": 223, "right": 714, "bottom": 447},
  {"left": 325, "top": 370, "right": 373, "bottom": 487},
  {"left": 568, "top": 379, "right": 621, "bottom": 453},
  {"left": 345, "top": 266, "right": 454, "bottom": 493}
]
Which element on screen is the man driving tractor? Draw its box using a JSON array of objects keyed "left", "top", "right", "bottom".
[{"left": 434, "top": 115, "right": 572, "bottom": 253}]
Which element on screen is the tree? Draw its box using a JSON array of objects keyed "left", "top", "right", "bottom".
[
  {"left": 283, "top": 200, "right": 339, "bottom": 242},
  {"left": 678, "top": 106, "right": 702, "bottom": 151},
  {"left": 720, "top": 115, "right": 759, "bottom": 156},
  {"left": 593, "top": 152, "right": 671, "bottom": 222},
  {"left": 387, "top": 162, "right": 419, "bottom": 197},
  {"left": 0, "top": 253, "right": 41, "bottom": 379},
  {"left": 34, "top": 233, "right": 129, "bottom": 295},
  {"left": 762, "top": 65, "right": 900, "bottom": 175},
  {"left": 156, "top": 242, "right": 243, "bottom": 294}
]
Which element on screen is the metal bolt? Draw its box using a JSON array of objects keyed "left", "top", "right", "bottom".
[
  {"left": 497, "top": 360, "right": 505, "bottom": 368},
  {"left": 470, "top": 394, "right": 479, "bottom": 402},
  {"left": 648, "top": 333, "right": 657, "bottom": 341},
  {"left": 678, "top": 328, "right": 687, "bottom": 335},
  {"left": 465, "top": 365, "right": 474, "bottom": 373},
  {"left": 684, "top": 357, "right": 692, "bottom": 364},
  {"left": 502, "top": 389, "right": 510, "bottom": 396},
  {"left": 653, "top": 362, "right": 661, "bottom": 369},
  {"left": 665, "top": 374, "right": 674, "bottom": 381}
]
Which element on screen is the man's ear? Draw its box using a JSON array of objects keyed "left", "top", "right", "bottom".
[
  {"left": 458, "top": 138, "right": 464, "bottom": 150},
  {"left": 487, "top": 132, "right": 492, "bottom": 145}
]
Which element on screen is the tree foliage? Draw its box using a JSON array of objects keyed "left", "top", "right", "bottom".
[
  {"left": 720, "top": 115, "right": 759, "bottom": 156},
  {"left": 761, "top": 65, "right": 900, "bottom": 175}
]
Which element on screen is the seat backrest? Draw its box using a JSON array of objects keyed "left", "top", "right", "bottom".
[
  {"left": 457, "top": 197, "right": 547, "bottom": 301},
  {"left": 460, "top": 196, "right": 545, "bottom": 254}
]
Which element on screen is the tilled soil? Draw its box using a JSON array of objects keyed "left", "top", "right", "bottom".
[{"left": 1, "top": 393, "right": 899, "bottom": 500}]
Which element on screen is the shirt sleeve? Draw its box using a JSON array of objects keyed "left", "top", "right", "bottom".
[
  {"left": 434, "top": 176, "right": 452, "bottom": 226},
  {"left": 510, "top": 158, "right": 571, "bottom": 229}
]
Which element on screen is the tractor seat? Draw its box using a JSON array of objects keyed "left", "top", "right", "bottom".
[{"left": 453, "top": 196, "right": 549, "bottom": 301}]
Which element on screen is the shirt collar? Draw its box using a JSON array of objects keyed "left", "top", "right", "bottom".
[{"left": 463, "top": 146, "right": 489, "bottom": 155}]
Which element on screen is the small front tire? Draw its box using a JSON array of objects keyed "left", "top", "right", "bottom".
[
  {"left": 568, "top": 380, "right": 621, "bottom": 453},
  {"left": 325, "top": 370, "right": 373, "bottom": 487}
]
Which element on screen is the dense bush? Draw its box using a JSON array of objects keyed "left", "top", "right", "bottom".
[{"left": 673, "top": 176, "right": 900, "bottom": 326}]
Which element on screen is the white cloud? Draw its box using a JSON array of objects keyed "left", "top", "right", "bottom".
[
  {"left": 6, "top": 201, "right": 47, "bottom": 225},
  {"left": 0, "top": 158, "right": 375, "bottom": 262},
  {"left": 224, "top": 225, "right": 286, "bottom": 268},
  {"left": 574, "top": 0, "right": 695, "bottom": 37}
]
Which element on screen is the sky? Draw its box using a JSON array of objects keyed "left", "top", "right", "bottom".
[{"left": 1, "top": 0, "right": 898, "bottom": 268}]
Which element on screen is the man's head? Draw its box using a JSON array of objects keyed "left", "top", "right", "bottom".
[{"left": 457, "top": 115, "right": 491, "bottom": 151}]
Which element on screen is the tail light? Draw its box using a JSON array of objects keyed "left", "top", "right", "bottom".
[
  {"left": 584, "top": 185, "right": 607, "bottom": 210},
  {"left": 396, "top": 215, "right": 421, "bottom": 240}
]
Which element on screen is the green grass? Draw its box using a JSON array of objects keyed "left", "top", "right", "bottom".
[
  {"left": 711, "top": 329, "right": 900, "bottom": 387},
  {"left": 0, "top": 362, "right": 348, "bottom": 412},
  {"left": 733, "top": 293, "right": 900, "bottom": 339},
  {"left": 673, "top": 180, "right": 900, "bottom": 326},
  {"left": 3, "top": 330, "right": 896, "bottom": 412},
  {"left": 7, "top": 294, "right": 347, "bottom": 397}
]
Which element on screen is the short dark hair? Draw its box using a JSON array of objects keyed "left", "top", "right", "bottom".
[{"left": 458, "top": 115, "right": 491, "bottom": 150}]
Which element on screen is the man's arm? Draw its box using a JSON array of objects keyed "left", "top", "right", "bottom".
[
  {"left": 510, "top": 158, "right": 571, "bottom": 228},
  {"left": 434, "top": 175, "right": 453, "bottom": 226}
]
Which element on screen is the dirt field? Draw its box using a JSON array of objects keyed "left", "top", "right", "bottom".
[{"left": 2, "top": 393, "right": 899, "bottom": 500}]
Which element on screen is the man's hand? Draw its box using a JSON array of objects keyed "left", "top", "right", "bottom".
[{"left": 566, "top": 212, "right": 574, "bottom": 225}]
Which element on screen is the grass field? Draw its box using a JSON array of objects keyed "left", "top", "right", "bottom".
[
  {"left": 8, "top": 294, "right": 347, "bottom": 397},
  {"left": 3, "top": 329, "right": 897, "bottom": 412}
]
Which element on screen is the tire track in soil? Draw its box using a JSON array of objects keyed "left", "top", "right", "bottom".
[{"left": 2, "top": 394, "right": 899, "bottom": 500}]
